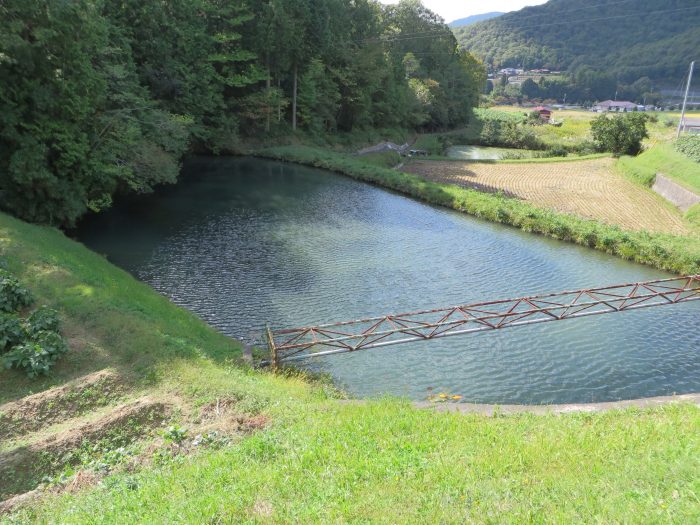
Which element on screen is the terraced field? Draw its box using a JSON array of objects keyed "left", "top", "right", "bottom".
[{"left": 404, "top": 157, "right": 691, "bottom": 235}]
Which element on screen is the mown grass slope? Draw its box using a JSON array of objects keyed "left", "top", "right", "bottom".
[
  {"left": 618, "top": 142, "right": 700, "bottom": 193},
  {"left": 1, "top": 209, "right": 700, "bottom": 523},
  {"left": 13, "top": 401, "right": 700, "bottom": 524}
]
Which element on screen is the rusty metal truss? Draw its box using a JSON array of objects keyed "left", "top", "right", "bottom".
[{"left": 264, "top": 275, "right": 700, "bottom": 367}]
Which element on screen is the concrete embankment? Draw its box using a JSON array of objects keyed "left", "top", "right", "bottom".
[
  {"left": 415, "top": 393, "right": 700, "bottom": 416},
  {"left": 652, "top": 174, "right": 700, "bottom": 212}
]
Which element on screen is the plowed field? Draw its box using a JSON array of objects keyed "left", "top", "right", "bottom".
[{"left": 404, "top": 158, "right": 690, "bottom": 234}]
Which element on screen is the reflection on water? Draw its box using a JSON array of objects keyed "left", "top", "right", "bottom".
[
  {"left": 75, "top": 157, "right": 700, "bottom": 404},
  {"left": 446, "top": 145, "right": 534, "bottom": 160}
]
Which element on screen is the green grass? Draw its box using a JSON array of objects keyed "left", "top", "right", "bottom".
[
  {"left": 2, "top": 189, "right": 700, "bottom": 523},
  {"left": 256, "top": 145, "right": 700, "bottom": 275},
  {"left": 617, "top": 143, "right": 700, "bottom": 193},
  {"left": 357, "top": 150, "right": 402, "bottom": 168},
  {"left": 11, "top": 401, "right": 700, "bottom": 524}
]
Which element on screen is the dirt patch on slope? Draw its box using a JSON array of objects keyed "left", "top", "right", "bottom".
[
  {"left": 0, "top": 370, "right": 126, "bottom": 442},
  {"left": 404, "top": 158, "right": 690, "bottom": 234},
  {"left": 0, "top": 397, "right": 169, "bottom": 500}
]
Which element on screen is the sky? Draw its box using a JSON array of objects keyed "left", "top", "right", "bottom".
[{"left": 378, "top": 0, "right": 548, "bottom": 22}]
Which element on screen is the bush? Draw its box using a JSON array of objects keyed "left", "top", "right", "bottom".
[
  {"left": 591, "top": 113, "right": 648, "bottom": 156},
  {"left": 26, "top": 306, "right": 61, "bottom": 336},
  {"left": 0, "top": 270, "right": 33, "bottom": 313},
  {"left": 3, "top": 331, "right": 69, "bottom": 378},
  {"left": 544, "top": 147, "right": 568, "bottom": 158},
  {"left": 675, "top": 135, "right": 700, "bottom": 162},
  {"left": 0, "top": 265, "right": 68, "bottom": 377},
  {"left": 0, "top": 313, "right": 27, "bottom": 353}
]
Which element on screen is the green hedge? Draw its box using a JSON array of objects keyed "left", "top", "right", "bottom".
[
  {"left": 676, "top": 135, "right": 700, "bottom": 162},
  {"left": 257, "top": 145, "right": 700, "bottom": 275}
]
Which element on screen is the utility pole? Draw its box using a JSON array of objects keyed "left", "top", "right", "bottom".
[{"left": 677, "top": 61, "right": 695, "bottom": 139}]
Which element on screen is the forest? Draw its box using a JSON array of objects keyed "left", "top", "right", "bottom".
[
  {"left": 0, "top": 0, "right": 484, "bottom": 226},
  {"left": 455, "top": 0, "right": 699, "bottom": 99}
]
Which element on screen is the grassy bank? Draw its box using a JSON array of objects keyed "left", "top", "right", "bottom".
[
  {"left": 617, "top": 142, "right": 700, "bottom": 193},
  {"left": 256, "top": 145, "right": 700, "bottom": 275},
  {"left": 617, "top": 143, "right": 700, "bottom": 228},
  {"left": 15, "top": 401, "right": 700, "bottom": 524},
  {"left": 1, "top": 209, "right": 700, "bottom": 522}
]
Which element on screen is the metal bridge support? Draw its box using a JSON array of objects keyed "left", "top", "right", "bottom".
[
  {"left": 266, "top": 325, "right": 279, "bottom": 371},
  {"left": 266, "top": 275, "right": 700, "bottom": 366}
]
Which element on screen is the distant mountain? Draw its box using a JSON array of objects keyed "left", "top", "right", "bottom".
[
  {"left": 448, "top": 12, "right": 504, "bottom": 28},
  {"left": 453, "top": 0, "right": 700, "bottom": 83}
]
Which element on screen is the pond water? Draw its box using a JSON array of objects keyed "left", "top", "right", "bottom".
[
  {"left": 74, "top": 157, "right": 700, "bottom": 404},
  {"left": 446, "top": 145, "right": 533, "bottom": 160}
]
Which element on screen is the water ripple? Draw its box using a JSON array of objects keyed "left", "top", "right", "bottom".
[{"left": 75, "top": 157, "right": 700, "bottom": 404}]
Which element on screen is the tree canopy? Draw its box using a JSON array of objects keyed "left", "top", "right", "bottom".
[
  {"left": 0, "top": 0, "right": 485, "bottom": 226},
  {"left": 455, "top": 0, "right": 699, "bottom": 100}
]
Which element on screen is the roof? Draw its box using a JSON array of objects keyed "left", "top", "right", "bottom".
[
  {"left": 533, "top": 106, "right": 552, "bottom": 112},
  {"left": 594, "top": 100, "right": 637, "bottom": 109}
]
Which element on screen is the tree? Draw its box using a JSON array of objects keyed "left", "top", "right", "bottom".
[
  {"left": 297, "top": 59, "right": 340, "bottom": 134},
  {"left": 590, "top": 114, "right": 649, "bottom": 156},
  {"left": 521, "top": 78, "right": 540, "bottom": 99}
]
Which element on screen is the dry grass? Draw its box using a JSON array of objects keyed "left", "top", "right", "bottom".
[{"left": 404, "top": 158, "right": 691, "bottom": 235}]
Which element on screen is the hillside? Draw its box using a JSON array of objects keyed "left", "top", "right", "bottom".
[
  {"left": 454, "top": 0, "right": 700, "bottom": 84},
  {"left": 448, "top": 12, "right": 503, "bottom": 28}
]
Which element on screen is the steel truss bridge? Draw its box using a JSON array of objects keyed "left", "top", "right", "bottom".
[{"left": 264, "top": 275, "right": 700, "bottom": 368}]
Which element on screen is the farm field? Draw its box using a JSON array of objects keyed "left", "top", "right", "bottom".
[
  {"left": 403, "top": 157, "right": 691, "bottom": 235},
  {"left": 484, "top": 106, "right": 688, "bottom": 147}
]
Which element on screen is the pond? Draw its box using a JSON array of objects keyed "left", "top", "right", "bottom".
[
  {"left": 446, "top": 145, "right": 534, "bottom": 160},
  {"left": 74, "top": 157, "right": 700, "bottom": 405}
]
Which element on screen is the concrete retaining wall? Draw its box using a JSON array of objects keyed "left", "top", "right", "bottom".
[
  {"left": 415, "top": 393, "right": 700, "bottom": 416},
  {"left": 652, "top": 174, "right": 700, "bottom": 212}
]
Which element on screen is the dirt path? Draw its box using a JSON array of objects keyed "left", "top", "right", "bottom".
[{"left": 404, "top": 158, "right": 691, "bottom": 234}]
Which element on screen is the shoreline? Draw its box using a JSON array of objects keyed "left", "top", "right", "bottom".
[
  {"left": 414, "top": 392, "right": 700, "bottom": 416},
  {"left": 253, "top": 146, "right": 700, "bottom": 276}
]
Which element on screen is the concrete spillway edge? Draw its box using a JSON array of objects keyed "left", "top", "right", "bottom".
[{"left": 413, "top": 393, "right": 700, "bottom": 416}]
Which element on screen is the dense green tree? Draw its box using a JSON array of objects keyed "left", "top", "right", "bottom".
[
  {"left": 0, "top": 0, "right": 484, "bottom": 225},
  {"left": 591, "top": 114, "right": 649, "bottom": 156},
  {"left": 456, "top": 0, "right": 699, "bottom": 104}
]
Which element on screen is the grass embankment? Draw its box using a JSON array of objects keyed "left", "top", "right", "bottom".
[
  {"left": 618, "top": 142, "right": 700, "bottom": 193},
  {"left": 617, "top": 143, "right": 700, "bottom": 228},
  {"left": 1, "top": 207, "right": 700, "bottom": 522},
  {"left": 257, "top": 146, "right": 700, "bottom": 275},
  {"left": 17, "top": 402, "right": 700, "bottom": 523}
]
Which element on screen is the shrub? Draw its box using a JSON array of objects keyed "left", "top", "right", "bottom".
[
  {"left": 675, "top": 135, "right": 700, "bottom": 162},
  {"left": 3, "top": 330, "right": 68, "bottom": 378},
  {"left": 544, "top": 147, "right": 568, "bottom": 158},
  {"left": 0, "top": 270, "right": 33, "bottom": 313},
  {"left": 26, "top": 306, "right": 61, "bottom": 336},
  {"left": 590, "top": 113, "right": 649, "bottom": 156},
  {"left": 0, "top": 266, "right": 68, "bottom": 377},
  {"left": 0, "top": 313, "right": 27, "bottom": 353}
]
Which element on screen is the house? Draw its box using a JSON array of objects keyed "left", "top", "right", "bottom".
[
  {"left": 591, "top": 100, "right": 638, "bottom": 113},
  {"left": 498, "top": 67, "right": 519, "bottom": 76},
  {"left": 533, "top": 106, "right": 553, "bottom": 122}
]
